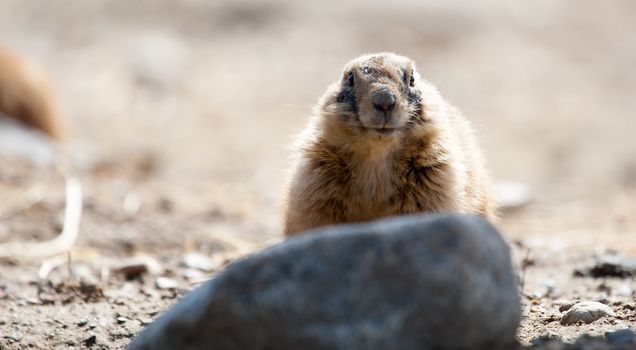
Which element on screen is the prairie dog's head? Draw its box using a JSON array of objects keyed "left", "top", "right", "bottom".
[{"left": 318, "top": 52, "right": 424, "bottom": 138}]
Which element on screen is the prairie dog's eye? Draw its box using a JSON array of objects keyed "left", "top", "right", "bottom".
[
  {"left": 409, "top": 74, "right": 415, "bottom": 87},
  {"left": 348, "top": 72, "right": 355, "bottom": 87}
]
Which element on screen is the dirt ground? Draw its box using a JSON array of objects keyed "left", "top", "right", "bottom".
[{"left": 0, "top": 0, "right": 635, "bottom": 349}]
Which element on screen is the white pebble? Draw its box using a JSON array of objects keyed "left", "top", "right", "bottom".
[
  {"left": 183, "top": 253, "right": 223, "bottom": 272},
  {"left": 156, "top": 277, "right": 178, "bottom": 290},
  {"left": 561, "top": 301, "right": 614, "bottom": 325}
]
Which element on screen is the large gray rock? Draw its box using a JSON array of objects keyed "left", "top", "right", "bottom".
[{"left": 129, "top": 214, "right": 521, "bottom": 350}]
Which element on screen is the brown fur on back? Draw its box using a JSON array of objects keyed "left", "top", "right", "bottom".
[
  {"left": 284, "top": 53, "right": 495, "bottom": 236},
  {"left": 0, "top": 47, "right": 64, "bottom": 140}
]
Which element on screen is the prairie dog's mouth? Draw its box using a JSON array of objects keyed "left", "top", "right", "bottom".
[
  {"left": 369, "top": 127, "right": 401, "bottom": 135},
  {"left": 359, "top": 108, "right": 407, "bottom": 135}
]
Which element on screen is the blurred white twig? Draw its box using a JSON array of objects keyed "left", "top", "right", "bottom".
[{"left": 0, "top": 172, "right": 83, "bottom": 259}]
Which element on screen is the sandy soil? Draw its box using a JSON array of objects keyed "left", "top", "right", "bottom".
[{"left": 0, "top": 0, "right": 635, "bottom": 348}]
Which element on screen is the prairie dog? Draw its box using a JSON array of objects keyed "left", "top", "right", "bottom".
[
  {"left": 0, "top": 46, "right": 65, "bottom": 140},
  {"left": 284, "top": 52, "right": 495, "bottom": 236}
]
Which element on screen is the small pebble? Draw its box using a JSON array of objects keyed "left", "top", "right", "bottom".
[
  {"left": 530, "top": 305, "right": 546, "bottom": 314},
  {"left": 113, "top": 262, "right": 149, "bottom": 278},
  {"left": 26, "top": 297, "right": 41, "bottom": 305},
  {"left": 5, "top": 332, "right": 22, "bottom": 342},
  {"left": 139, "top": 317, "right": 153, "bottom": 325},
  {"left": 117, "top": 316, "right": 128, "bottom": 324},
  {"left": 561, "top": 301, "right": 614, "bottom": 325},
  {"left": 531, "top": 290, "right": 545, "bottom": 299},
  {"left": 183, "top": 268, "right": 207, "bottom": 284},
  {"left": 558, "top": 301, "right": 577, "bottom": 312},
  {"left": 88, "top": 322, "right": 98, "bottom": 329},
  {"left": 155, "top": 277, "right": 178, "bottom": 290},
  {"left": 77, "top": 318, "right": 88, "bottom": 327},
  {"left": 183, "top": 253, "right": 223, "bottom": 272},
  {"left": 83, "top": 335, "right": 97, "bottom": 347}
]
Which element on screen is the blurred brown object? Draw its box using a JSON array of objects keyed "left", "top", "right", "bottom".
[{"left": 0, "top": 46, "right": 65, "bottom": 140}]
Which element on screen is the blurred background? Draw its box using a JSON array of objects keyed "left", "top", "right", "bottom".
[
  {"left": 0, "top": 0, "right": 635, "bottom": 248},
  {"left": 1, "top": 1, "right": 635, "bottom": 346}
]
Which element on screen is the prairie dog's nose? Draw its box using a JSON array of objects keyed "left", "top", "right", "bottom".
[{"left": 373, "top": 88, "right": 396, "bottom": 112}]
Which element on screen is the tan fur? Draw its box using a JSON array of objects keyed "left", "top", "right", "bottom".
[
  {"left": 0, "top": 46, "right": 64, "bottom": 140},
  {"left": 284, "top": 53, "right": 496, "bottom": 236}
]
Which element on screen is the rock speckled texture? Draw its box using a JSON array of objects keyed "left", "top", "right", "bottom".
[
  {"left": 129, "top": 214, "right": 520, "bottom": 350},
  {"left": 528, "top": 328, "right": 636, "bottom": 350}
]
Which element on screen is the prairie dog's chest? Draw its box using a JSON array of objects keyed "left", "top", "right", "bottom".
[{"left": 347, "top": 153, "right": 397, "bottom": 218}]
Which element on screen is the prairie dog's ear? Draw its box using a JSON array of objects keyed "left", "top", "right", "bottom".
[
  {"left": 341, "top": 64, "right": 361, "bottom": 86},
  {"left": 0, "top": 47, "right": 65, "bottom": 140},
  {"left": 347, "top": 71, "right": 355, "bottom": 87},
  {"left": 402, "top": 61, "right": 420, "bottom": 87},
  {"left": 409, "top": 67, "right": 420, "bottom": 87}
]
